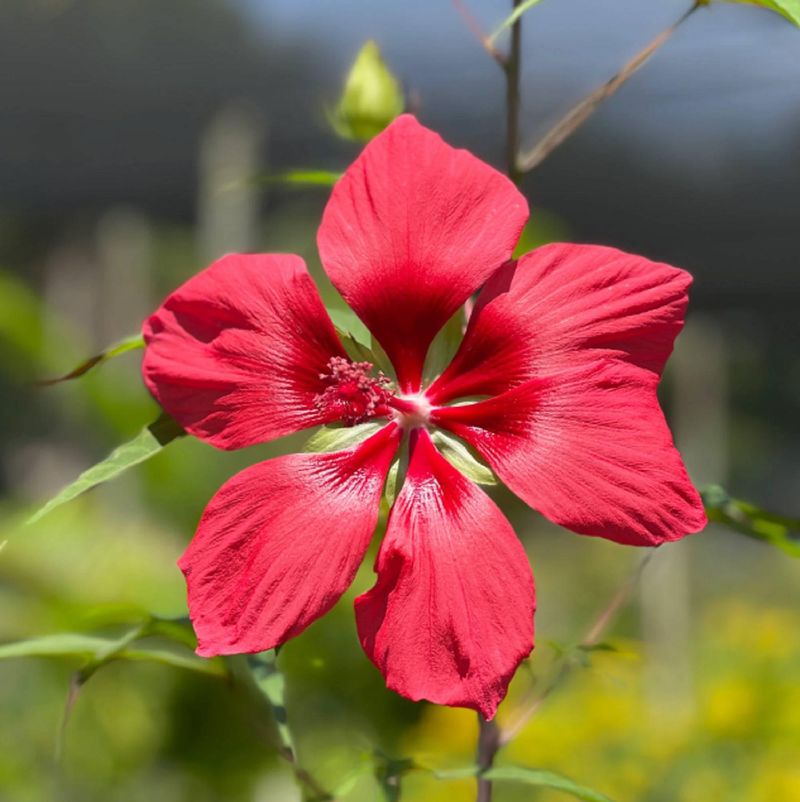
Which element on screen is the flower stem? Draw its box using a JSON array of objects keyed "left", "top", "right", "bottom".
[
  {"left": 476, "top": 713, "right": 501, "bottom": 802},
  {"left": 516, "top": 1, "right": 702, "bottom": 174},
  {"left": 472, "top": 6, "right": 524, "bottom": 801}
]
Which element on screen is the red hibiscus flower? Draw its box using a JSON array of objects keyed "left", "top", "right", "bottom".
[{"left": 142, "top": 115, "right": 706, "bottom": 719}]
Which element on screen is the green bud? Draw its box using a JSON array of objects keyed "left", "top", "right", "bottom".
[{"left": 329, "top": 40, "right": 404, "bottom": 142}]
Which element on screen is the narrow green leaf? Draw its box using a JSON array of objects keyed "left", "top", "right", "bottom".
[
  {"left": 483, "top": 767, "right": 615, "bottom": 802},
  {"left": 27, "top": 413, "right": 184, "bottom": 524},
  {"left": 430, "top": 764, "right": 613, "bottom": 802},
  {"left": 0, "top": 633, "right": 222, "bottom": 676},
  {"left": 0, "top": 634, "right": 112, "bottom": 660},
  {"left": 702, "top": 485, "right": 800, "bottom": 557},
  {"left": 329, "top": 40, "right": 404, "bottom": 142},
  {"left": 423, "top": 309, "right": 464, "bottom": 384},
  {"left": 257, "top": 169, "right": 342, "bottom": 187},
  {"left": 488, "top": 0, "right": 547, "bottom": 44},
  {"left": 303, "top": 422, "right": 384, "bottom": 453},
  {"left": 711, "top": 0, "right": 800, "bottom": 26},
  {"left": 35, "top": 333, "right": 144, "bottom": 386},
  {"left": 432, "top": 431, "right": 496, "bottom": 485},
  {"left": 248, "top": 650, "right": 295, "bottom": 758},
  {"left": 119, "top": 646, "right": 224, "bottom": 676}
]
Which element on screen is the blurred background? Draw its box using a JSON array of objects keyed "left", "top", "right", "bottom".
[{"left": 0, "top": 0, "right": 798, "bottom": 800}]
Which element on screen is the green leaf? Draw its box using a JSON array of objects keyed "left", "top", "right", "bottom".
[
  {"left": 488, "top": 0, "right": 547, "bottom": 44},
  {"left": 423, "top": 309, "right": 464, "bottom": 384},
  {"left": 483, "top": 767, "right": 615, "bottom": 802},
  {"left": 709, "top": 0, "right": 800, "bottom": 26},
  {"left": 431, "top": 765, "right": 613, "bottom": 802},
  {"left": 35, "top": 333, "right": 144, "bottom": 386},
  {"left": 0, "top": 634, "right": 112, "bottom": 660},
  {"left": 431, "top": 431, "right": 496, "bottom": 485},
  {"left": 329, "top": 40, "right": 404, "bottom": 142},
  {"left": 702, "top": 485, "right": 800, "bottom": 557},
  {"left": 247, "top": 650, "right": 295, "bottom": 758},
  {"left": 303, "top": 422, "right": 384, "bottom": 453},
  {"left": 27, "top": 413, "right": 185, "bottom": 524},
  {"left": 0, "top": 633, "right": 223, "bottom": 676},
  {"left": 257, "top": 169, "right": 342, "bottom": 187}
]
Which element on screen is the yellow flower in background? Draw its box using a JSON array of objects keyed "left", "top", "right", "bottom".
[{"left": 401, "top": 599, "right": 800, "bottom": 802}]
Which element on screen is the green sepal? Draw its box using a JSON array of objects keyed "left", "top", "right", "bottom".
[
  {"left": 423, "top": 309, "right": 464, "bottom": 384},
  {"left": 431, "top": 430, "right": 496, "bottom": 485},
  {"left": 303, "top": 422, "right": 384, "bottom": 454}
]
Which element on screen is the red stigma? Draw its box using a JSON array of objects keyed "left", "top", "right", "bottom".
[{"left": 314, "top": 356, "right": 392, "bottom": 426}]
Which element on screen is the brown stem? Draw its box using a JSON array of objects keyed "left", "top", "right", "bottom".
[
  {"left": 504, "top": 0, "right": 524, "bottom": 184},
  {"left": 474, "top": 8, "right": 523, "bottom": 797},
  {"left": 516, "top": 1, "right": 701, "bottom": 174},
  {"left": 451, "top": 0, "right": 506, "bottom": 65},
  {"left": 476, "top": 713, "right": 501, "bottom": 802},
  {"left": 499, "top": 551, "right": 653, "bottom": 745}
]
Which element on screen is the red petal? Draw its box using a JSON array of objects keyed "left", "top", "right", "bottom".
[
  {"left": 143, "top": 253, "right": 347, "bottom": 449},
  {"left": 180, "top": 424, "right": 400, "bottom": 656},
  {"left": 429, "top": 243, "right": 693, "bottom": 403},
  {"left": 318, "top": 115, "right": 528, "bottom": 393},
  {"left": 432, "top": 362, "right": 707, "bottom": 546},
  {"left": 355, "top": 429, "right": 535, "bottom": 719}
]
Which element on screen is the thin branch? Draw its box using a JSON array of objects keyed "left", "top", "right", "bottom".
[
  {"left": 516, "top": 1, "right": 701, "bottom": 174},
  {"left": 504, "top": 0, "right": 524, "bottom": 184},
  {"left": 451, "top": 0, "right": 506, "bottom": 65},
  {"left": 499, "top": 551, "right": 653, "bottom": 745}
]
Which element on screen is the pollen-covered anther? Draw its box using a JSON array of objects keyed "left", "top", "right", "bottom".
[{"left": 314, "top": 356, "right": 393, "bottom": 426}]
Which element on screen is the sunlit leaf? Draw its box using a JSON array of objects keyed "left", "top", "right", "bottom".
[
  {"left": 702, "top": 485, "right": 800, "bottom": 557},
  {"left": 35, "top": 333, "right": 144, "bottom": 385},
  {"left": 431, "top": 430, "right": 496, "bottom": 485},
  {"left": 708, "top": 0, "right": 800, "bottom": 26},
  {"left": 303, "top": 422, "right": 384, "bottom": 453},
  {"left": 0, "top": 632, "right": 223, "bottom": 676},
  {"left": 329, "top": 40, "right": 404, "bottom": 142},
  {"left": 484, "top": 767, "right": 615, "bottom": 802},
  {"left": 432, "top": 765, "right": 614, "bottom": 802},
  {"left": 0, "top": 634, "right": 111, "bottom": 659},
  {"left": 27, "top": 413, "right": 185, "bottom": 525},
  {"left": 257, "top": 169, "right": 342, "bottom": 187},
  {"left": 488, "top": 0, "right": 547, "bottom": 44}
]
